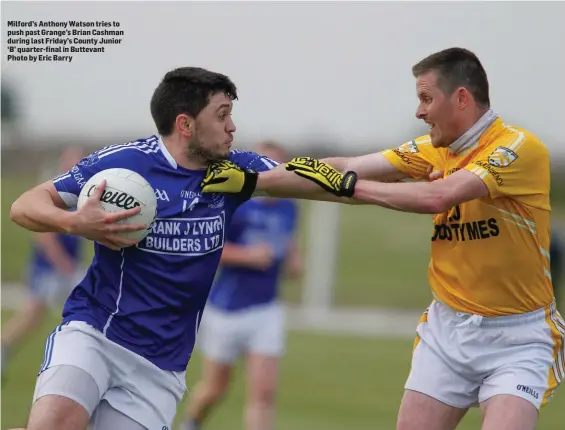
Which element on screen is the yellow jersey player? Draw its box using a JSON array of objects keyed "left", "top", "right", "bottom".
[{"left": 199, "top": 47, "right": 565, "bottom": 430}]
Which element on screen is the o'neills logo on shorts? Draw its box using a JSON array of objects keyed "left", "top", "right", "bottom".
[
  {"left": 86, "top": 185, "right": 141, "bottom": 210},
  {"left": 516, "top": 384, "right": 539, "bottom": 400}
]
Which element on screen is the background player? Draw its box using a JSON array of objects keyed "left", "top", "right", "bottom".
[
  {"left": 9, "top": 67, "right": 281, "bottom": 430},
  {"left": 182, "top": 141, "right": 302, "bottom": 430},
  {"left": 200, "top": 47, "right": 565, "bottom": 430},
  {"left": 2, "top": 147, "right": 86, "bottom": 376}
]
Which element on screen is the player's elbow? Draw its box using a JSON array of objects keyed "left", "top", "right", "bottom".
[
  {"left": 10, "top": 190, "right": 38, "bottom": 228},
  {"left": 10, "top": 196, "right": 26, "bottom": 225},
  {"left": 421, "top": 181, "right": 461, "bottom": 214},
  {"left": 424, "top": 192, "right": 452, "bottom": 214}
]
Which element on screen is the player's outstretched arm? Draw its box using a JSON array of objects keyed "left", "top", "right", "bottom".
[
  {"left": 351, "top": 169, "right": 489, "bottom": 214},
  {"left": 10, "top": 180, "right": 147, "bottom": 250},
  {"left": 200, "top": 153, "right": 408, "bottom": 203},
  {"left": 255, "top": 153, "right": 407, "bottom": 199},
  {"left": 268, "top": 156, "right": 487, "bottom": 213}
]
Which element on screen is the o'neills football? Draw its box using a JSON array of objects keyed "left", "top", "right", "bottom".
[{"left": 77, "top": 168, "right": 157, "bottom": 242}]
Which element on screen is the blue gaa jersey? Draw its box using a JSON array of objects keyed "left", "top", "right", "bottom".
[
  {"left": 52, "top": 136, "right": 278, "bottom": 371},
  {"left": 208, "top": 198, "right": 298, "bottom": 311}
]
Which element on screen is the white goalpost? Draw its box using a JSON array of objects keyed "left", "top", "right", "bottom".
[{"left": 301, "top": 201, "right": 341, "bottom": 315}]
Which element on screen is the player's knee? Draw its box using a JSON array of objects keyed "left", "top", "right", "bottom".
[{"left": 249, "top": 384, "right": 277, "bottom": 407}]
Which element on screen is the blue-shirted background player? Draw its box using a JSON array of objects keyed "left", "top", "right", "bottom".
[
  {"left": 182, "top": 141, "right": 302, "bottom": 430},
  {"left": 2, "top": 147, "right": 86, "bottom": 377},
  {"left": 9, "top": 67, "right": 281, "bottom": 430}
]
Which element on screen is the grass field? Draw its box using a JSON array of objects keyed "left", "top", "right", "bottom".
[{"left": 1, "top": 310, "right": 564, "bottom": 430}]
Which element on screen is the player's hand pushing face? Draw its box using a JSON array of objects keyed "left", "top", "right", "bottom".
[{"left": 69, "top": 180, "right": 148, "bottom": 250}]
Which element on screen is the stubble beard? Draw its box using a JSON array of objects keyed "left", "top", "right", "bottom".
[{"left": 186, "top": 136, "right": 228, "bottom": 166}]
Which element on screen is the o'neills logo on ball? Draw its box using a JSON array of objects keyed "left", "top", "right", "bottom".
[{"left": 87, "top": 185, "right": 141, "bottom": 210}]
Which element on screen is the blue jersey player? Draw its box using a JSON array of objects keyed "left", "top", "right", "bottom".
[
  {"left": 183, "top": 142, "right": 302, "bottom": 430},
  {"left": 9, "top": 68, "right": 281, "bottom": 430},
  {"left": 2, "top": 148, "right": 85, "bottom": 376}
]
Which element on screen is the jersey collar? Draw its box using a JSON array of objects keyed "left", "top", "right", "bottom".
[
  {"left": 449, "top": 109, "right": 499, "bottom": 156},
  {"left": 158, "top": 136, "right": 178, "bottom": 169}
]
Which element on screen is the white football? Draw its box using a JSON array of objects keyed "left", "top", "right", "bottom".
[{"left": 77, "top": 168, "right": 157, "bottom": 242}]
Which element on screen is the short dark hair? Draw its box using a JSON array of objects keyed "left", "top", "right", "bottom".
[
  {"left": 150, "top": 67, "right": 238, "bottom": 136},
  {"left": 412, "top": 47, "right": 490, "bottom": 107}
]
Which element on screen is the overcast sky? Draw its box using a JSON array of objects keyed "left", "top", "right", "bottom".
[{"left": 3, "top": 1, "right": 565, "bottom": 153}]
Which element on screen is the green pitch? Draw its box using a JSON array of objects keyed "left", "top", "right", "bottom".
[{"left": 1, "top": 311, "right": 564, "bottom": 430}]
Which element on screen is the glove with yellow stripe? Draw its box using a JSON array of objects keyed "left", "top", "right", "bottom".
[
  {"left": 285, "top": 157, "right": 358, "bottom": 197},
  {"left": 200, "top": 160, "right": 258, "bottom": 199}
]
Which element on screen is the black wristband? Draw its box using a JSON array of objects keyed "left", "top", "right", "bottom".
[
  {"left": 340, "top": 171, "right": 358, "bottom": 198},
  {"left": 240, "top": 169, "right": 259, "bottom": 200}
]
